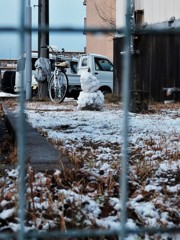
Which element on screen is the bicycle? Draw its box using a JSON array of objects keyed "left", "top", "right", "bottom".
[{"left": 47, "top": 46, "right": 69, "bottom": 103}]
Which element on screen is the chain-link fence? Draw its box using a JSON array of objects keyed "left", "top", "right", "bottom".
[{"left": 0, "top": 0, "right": 180, "bottom": 239}]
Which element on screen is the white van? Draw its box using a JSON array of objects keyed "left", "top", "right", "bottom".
[{"left": 77, "top": 53, "right": 114, "bottom": 94}]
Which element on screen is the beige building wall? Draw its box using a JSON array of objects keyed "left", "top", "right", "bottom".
[{"left": 84, "top": 0, "right": 116, "bottom": 61}]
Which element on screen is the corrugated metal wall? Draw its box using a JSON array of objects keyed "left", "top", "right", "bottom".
[
  {"left": 113, "top": 33, "right": 180, "bottom": 102},
  {"left": 116, "top": 0, "right": 180, "bottom": 27},
  {"left": 114, "top": 0, "right": 180, "bottom": 102},
  {"left": 135, "top": 0, "right": 180, "bottom": 24}
]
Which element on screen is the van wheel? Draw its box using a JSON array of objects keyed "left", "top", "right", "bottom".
[{"left": 99, "top": 87, "right": 112, "bottom": 95}]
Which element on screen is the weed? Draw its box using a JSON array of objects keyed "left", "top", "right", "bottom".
[{"left": 104, "top": 93, "right": 121, "bottom": 104}]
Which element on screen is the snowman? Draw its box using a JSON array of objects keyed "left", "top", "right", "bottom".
[{"left": 77, "top": 72, "right": 104, "bottom": 110}]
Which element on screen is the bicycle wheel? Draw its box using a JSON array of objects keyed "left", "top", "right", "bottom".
[{"left": 48, "top": 71, "right": 68, "bottom": 103}]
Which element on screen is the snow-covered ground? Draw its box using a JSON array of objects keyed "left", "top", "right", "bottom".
[
  {"left": 0, "top": 92, "right": 18, "bottom": 98},
  {"left": 0, "top": 96, "right": 180, "bottom": 240}
]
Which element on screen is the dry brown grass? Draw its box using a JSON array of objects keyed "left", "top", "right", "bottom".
[
  {"left": 104, "top": 93, "right": 121, "bottom": 104},
  {"left": 0, "top": 100, "right": 179, "bottom": 237}
]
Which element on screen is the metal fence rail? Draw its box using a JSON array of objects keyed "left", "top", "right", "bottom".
[{"left": 0, "top": 0, "right": 179, "bottom": 239}]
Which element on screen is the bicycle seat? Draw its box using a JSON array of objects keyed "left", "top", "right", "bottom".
[{"left": 55, "top": 61, "right": 69, "bottom": 68}]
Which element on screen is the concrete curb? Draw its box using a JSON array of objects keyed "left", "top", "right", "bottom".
[{"left": 2, "top": 103, "right": 70, "bottom": 171}]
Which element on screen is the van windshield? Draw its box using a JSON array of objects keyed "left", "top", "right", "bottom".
[{"left": 94, "top": 57, "right": 113, "bottom": 71}]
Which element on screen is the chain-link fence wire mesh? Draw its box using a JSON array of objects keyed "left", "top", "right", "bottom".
[{"left": 0, "top": 0, "right": 180, "bottom": 239}]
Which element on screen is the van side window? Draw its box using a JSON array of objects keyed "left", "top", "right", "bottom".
[
  {"left": 82, "top": 58, "right": 88, "bottom": 67},
  {"left": 95, "top": 57, "right": 113, "bottom": 71},
  {"left": 70, "top": 61, "right": 78, "bottom": 74}
]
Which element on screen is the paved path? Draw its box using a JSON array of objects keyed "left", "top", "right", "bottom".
[{"left": 2, "top": 103, "right": 70, "bottom": 171}]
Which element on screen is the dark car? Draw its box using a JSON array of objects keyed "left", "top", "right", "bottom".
[{"left": 1, "top": 71, "right": 16, "bottom": 93}]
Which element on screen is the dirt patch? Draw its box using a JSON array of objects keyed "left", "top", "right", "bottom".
[{"left": 0, "top": 104, "right": 17, "bottom": 168}]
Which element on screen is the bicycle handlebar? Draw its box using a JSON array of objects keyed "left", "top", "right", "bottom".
[{"left": 41, "top": 45, "right": 65, "bottom": 57}]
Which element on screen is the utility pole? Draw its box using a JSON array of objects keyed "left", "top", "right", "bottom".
[
  {"left": 129, "top": 0, "right": 149, "bottom": 113},
  {"left": 38, "top": 0, "right": 49, "bottom": 99},
  {"left": 25, "top": 0, "right": 32, "bottom": 100}
]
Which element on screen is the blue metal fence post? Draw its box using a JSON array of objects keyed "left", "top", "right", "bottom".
[
  {"left": 120, "top": 0, "right": 133, "bottom": 239},
  {"left": 18, "top": 0, "right": 26, "bottom": 239}
]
